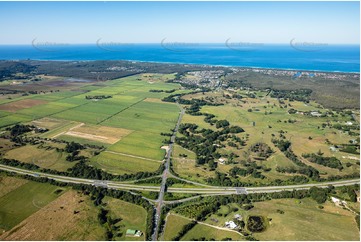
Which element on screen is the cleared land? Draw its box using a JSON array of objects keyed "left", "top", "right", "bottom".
[
  {"left": 4, "top": 144, "right": 73, "bottom": 172},
  {"left": 168, "top": 197, "right": 359, "bottom": 241},
  {"left": 0, "top": 190, "right": 105, "bottom": 240},
  {"left": 0, "top": 99, "right": 48, "bottom": 112},
  {"left": 0, "top": 181, "right": 66, "bottom": 232},
  {"left": 0, "top": 175, "right": 28, "bottom": 198},
  {"left": 181, "top": 223, "right": 244, "bottom": 241},
  {"left": 249, "top": 198, "right": 359, "bottom": 241},
  {"left": 62, "top": 124, "right": 133, "bottom": 145},
  {"left": 103, "top": 196, "right": 147, "bottom": 241},
  {"left": 163, "top": 214, "right": 195, "bottom": 241},
  {"left": 0, "top": 74, "right": 185, "bottom": 175},
  {"left": 90, "top": 151, "right": 162, "bottom": 175},
  {"left": 174, "top": 89, "right": 360, "bottom": 184},
  {"left": 163, "top": 213, "right": 244, "bottom": 241}
]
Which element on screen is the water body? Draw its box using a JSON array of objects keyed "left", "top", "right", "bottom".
[{"left": 0, "top": 44, "right": 359, "bottom": 73}]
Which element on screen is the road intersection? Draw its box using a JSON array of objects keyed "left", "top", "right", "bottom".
[{"left": 0, "top": 103, "right": 359, "bottom": 241}]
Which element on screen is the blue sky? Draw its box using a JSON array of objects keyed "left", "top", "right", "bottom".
[{"left": 0, "top": 1, "right": 359, "bottom": 44}]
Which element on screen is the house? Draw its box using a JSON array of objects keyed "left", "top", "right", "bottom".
[
  {"left": 329, "top": 146, "right": 337, "bottom": 152},
  {"left": 331, "top": 197, "right": 347, "bottom": 206},
  {"left": 345, "top": 121, "right": 353, "bottom": 126},
  {"left": 218, "top": 158, "right": 226, "bottom": 165},
  {"left": 293, "top": 72, "right": 302, "bottom": 78},
  {"left": 310, "top": 111, "right": 322, "bottom": 117},
  {"left": 126, "top": 229, "right": 143, "bottom": 237},
  {"left": 135, "top": 231, "right": 142, "bottom": 237},
  {"left": 225, "top": 221, "right": 237, "bottom": 229}
]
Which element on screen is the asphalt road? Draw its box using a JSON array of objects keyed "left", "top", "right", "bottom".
[
  {"left": 0, "top": 164, "right": 359, "bottom": 194},
  {"left": 152, "top": 103, "right": 185, "bottom": 241},
  {"left": 0, "top": 163, "right": 359, "bottom": 241}
]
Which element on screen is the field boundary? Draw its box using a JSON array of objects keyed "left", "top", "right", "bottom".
[
  {"left": 96, "top": 98, "right": 146, "bottom": 124},
  {"left": 104, "top": 150, "right": 164, "bottom": 163},
  {"left": 52, "top": 122, "right": 84, "bottom": 138}
]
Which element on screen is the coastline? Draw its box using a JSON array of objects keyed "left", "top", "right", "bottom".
[{"left": 3, "top": 58, "right": 360, "bottom": 75}]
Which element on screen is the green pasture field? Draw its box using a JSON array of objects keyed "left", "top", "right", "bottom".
[
  {"left": 57, "top": 135, "right": 111, "bottom": 147},
  {"left": 181, "top": 112, "right": 216, "bottom": 130},
  {"left": 163, "top": 214, "right": 192, "bottom": 241},
  {"left": 107, "top": 131, "right": 167, "bottom": 160},
  {"left": 0, "top": 180, "right": 105, "bottom": 240},
  {"left": 1, "top": 73, "right": 358, "bottom": 181},
  {"left": 52, "top": 109, "right": 109, "bottom": 124},
  {"left": 4, "top": 144, "right": 74, "bottom": 172},
  {"left": 102, "top": 100, "right": 179, "bottom": 133},
  {"left": 250, "top": 198, "right": 359, "bottom": 241},
  {"left": 0, "top": 113, "right": 32, "bottom": 128},
  {"left": 0, "top": 175, "right": 29, "bottom": 198},
  {"left": 103, "top": 196, "right": 147, "bottom": 241},
  {"left": 29, "top": 91, "right": 85, "bottom": 101},
  {"left": 71, "top": 102, "right": 129, "bottom": 116},
  {"left": 17, "top": 102, "right": 77, "bottom": 118},
  {"left": 0, "top": 73, "right": 184, "bottom": 176},
  {"left": 0, "top": 111, "right": 11, "bottom": 118},
  {"left": 0, "top": 181, "right": 67, "bottom": 231},
  {"left": 181, "top": 223, "right": 244, "bottom": 241},
  {"left": 173, "top": 144, "right": 197, "bottom": 160},
  {"left": 163, "top": 212, "right": 244, "bottom": 241},
  {"left": 90, "top": 151, "right": 162, "bottom": 175},
  {"left": 175, "top": 90, "right": 359, "bottom": 183},
  {"left": 53, "top": 95, "right": 90, "bottom": 105},
  {"left": 171, "top": 197, "right": 359, "bottom": 241}
]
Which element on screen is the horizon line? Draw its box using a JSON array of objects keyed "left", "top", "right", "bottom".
[{"left": 0, "top": 42, "right": 360, "bottom": 46}]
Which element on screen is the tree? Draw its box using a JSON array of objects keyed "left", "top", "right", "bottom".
[
  {"left": 216, "top": 120, "right": 230, "bottom": 129},
  {"left": 309, "top": 187, "right": 328, "bottom": 203}
]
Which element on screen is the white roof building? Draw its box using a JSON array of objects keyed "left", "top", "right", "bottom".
[
  {"left": 218, "top": 158, "right": 226, "bottom": 164},
  {"left": 331, "top": 196, "right": 347, "bottom": 206},
  {"left": 225, "top": 221, "right": 237, "bottom": 229},
  {"left": 310, "top": 111, "right": 322, "bottom": 117}
]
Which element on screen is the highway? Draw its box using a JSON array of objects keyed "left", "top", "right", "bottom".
[
  {"left": 0, "top": 162, "right": 359, "bottom": 242},
  {"left": 152, "top": 103, "right": 185, "bottom": 241},
  {"left": 0, "top": 164, "right": 359, "bottom": 195}
]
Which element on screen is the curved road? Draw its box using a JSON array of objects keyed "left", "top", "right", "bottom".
[
  {"left": 0, "top": 164, "right": 359, "bottom": 195},
  {"left": 0, "top": 163, "right": 359, "bottom": 241}
]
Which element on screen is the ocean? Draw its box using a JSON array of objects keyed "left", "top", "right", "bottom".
[{"left": 0, "top": 43, "right": 359, "bottom": 73}]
